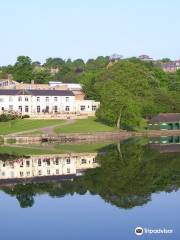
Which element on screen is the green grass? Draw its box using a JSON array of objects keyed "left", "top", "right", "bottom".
[
  {"left": 19, "top": 130, "right": 43, "bottom": 136},
  {"left": 0, "top": 119, "right": 65, "bottom": 135},
  {"left": 54, "top": 143, "right": 110, "bottom": 153},
  {"left": 0, "top": 142, "right": 110, "bottom": 155},
  {"left": 55, "top": 117, "right": 117, "bottom": 133}
]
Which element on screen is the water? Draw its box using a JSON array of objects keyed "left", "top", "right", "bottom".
[{"left": 0, "top": 137, "right": 179, "bottom": 239}]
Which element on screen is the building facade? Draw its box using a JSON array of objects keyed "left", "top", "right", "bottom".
[
  {"left": 161, "top": 60, "right": 180, "bottom": 73},
  {"left": 148, "top": 113, "right": 180, "bottom": 130},
  {"left": 0, "top": 153, "right": 98, "bottom": 181},
  {"left": 0, "top": 89, "right": 100, "bottom": 118}
]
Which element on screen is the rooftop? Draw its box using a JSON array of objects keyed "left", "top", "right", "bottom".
[
  {"left": 148, "top": 113, "right": 180, "bottom": 123},
  {"left": 0, "top": 89, "right": 74, "bottom": 96}
]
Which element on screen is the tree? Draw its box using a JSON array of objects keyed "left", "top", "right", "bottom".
[
  {"left": 13, "top": 56, "right": 33, "bottom": 82},
  {"left": 161, "top": 58, "right": 171, "bottom": 63},
  {"left": 96, "top": 82, "right": 143, "bottom": 129},
  {"left": 44, "top": 58, "right": 65, "bottom": 68},
  {"left": 33, "top": 68, "right": 53, "bottom": 83}
]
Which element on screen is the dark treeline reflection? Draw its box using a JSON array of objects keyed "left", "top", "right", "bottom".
[{"left": 1, "top": 138, "right": 180, "bottom": 208}]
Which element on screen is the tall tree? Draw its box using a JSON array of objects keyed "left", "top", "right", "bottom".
[{"left": 13, "top": 56, "right": 33, "bottom": 82}]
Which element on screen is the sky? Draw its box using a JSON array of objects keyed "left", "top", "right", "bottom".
[{"left": 0, "top": 0, "right": 180, "bottom": 65}]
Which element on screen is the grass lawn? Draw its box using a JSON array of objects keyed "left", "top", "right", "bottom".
[
  {"left": 0, "top": 142, "right": 110, "bottom": 155},
  {"left": 55, "top": 117, "right": 117, "bottom": 133},
  {"left": 0, "top": 119, "right": 65, "bottom": 135}
]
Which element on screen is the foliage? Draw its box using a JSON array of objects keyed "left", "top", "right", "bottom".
[
  {"left": 0, "top": 113, "right": 19, "bottom": 122},
  {"left": 13, "top": 56, "right": 33, "bottom": 82},
  {"left": 82, "top": 60, "right": 180, "bottom": 129},
  {"left": 1, "top": 138, "right": 180, "bottom": 208}
]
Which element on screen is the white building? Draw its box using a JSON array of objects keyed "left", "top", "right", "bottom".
[
  {"left": 0, "top": 89, "right": 100, "bottom": 118},
  {"left": 49, "top": 81, "right": 82, "bottom": 90},
  {"left": 0, "top": 153, "right": 98, "bottom": 181}
]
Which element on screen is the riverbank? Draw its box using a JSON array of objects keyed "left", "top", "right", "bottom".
[{"left": 2, "top": 129, "right": 180, "bottom": 144}]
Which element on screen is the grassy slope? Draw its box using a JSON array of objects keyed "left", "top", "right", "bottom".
[
  {"left": 0, "top": 143, "right": 110, "bottom": 155},
  {"left": 0, "top": 119, "right": 65, "bottom": 135},
  {"left": 55, "top": 117, "right": 117, "bottom": 133}
]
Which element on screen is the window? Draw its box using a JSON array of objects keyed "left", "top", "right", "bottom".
[
  {"left": 38, "top": 170, "right": 42, "bottom": 176},
  {"left": 46, "top": 97, "right": 49, "bottom": 102},
  {"left": 9, "top": 105, "right": 13, "bottom": 111},
  {"left": 26, "top": 161, "right": 30, "bottom": 167},
  {"left": 66, "top": 158, "right": 71, "bottom": 164},
  {"left": 65, "top": 106, "right": 70, "bottom": 111},
  {"left": 25, "top": 106, "right": 29, "bottom": 112},
  {"left": 92, "top": 105, "right": 97, "bottom": 111},
  {"left": 45, "top": 106, "right": 49, "bottom": 113},
  {"left": 56, "top": 169, "right": 59, "bottom": 174},
  {"left": 38, "top": 159, "right": 41, "bottom": 166},
  {"left": 47, "top": 169, "right": 50, "bottom": 175},
  {"left": 18, "top": 96, "right": 22, "bottom": 101},
  {"left": 81, "top": 159, "right": 87, "bottom": 164},
  {"left": 36, "top": 97, "right": 40, "bottom": 102},
  {"left": 54, "top": 97, "right": 58, "bottom": 101},
  {"left": 37, "top": 106, "right": 40, "bottom": 113},
  {"left": 54, "top": 106, "right": 58, "bottom": 113},
  {"left": 66, "top": 97, "right": 69, "bottom": 102},
  {"left": 55, "top": 159, "right": 59, "bottom": 165},
  {"left": 47, "top": 159, "right": 50, "bottom": 166},
  {"left": 20, "top": 162, "right": 23, "bottom": 167},
  {"left": 26, "top": 171, "right": 30, "bottom": 176},
  {"left": 25, "top": 97, "right": 29, "bottom": 102},
  {"left": 20, "top": 171, "right": 24, "bottom": 177},
  {"left": 93, "top": 158, "right": 97, "bottom": 163},
  {"left": 18, "top": 106, "right": 22, "bottom": 112},
  {"left": 67, "top": 168, "right": 70, "bottom": 174},
  {"left": 80, "top": 106, "right": 85, "bottom": 111},
  {"left": 1, "top": 107, "right": 4, "bottom": 111}
]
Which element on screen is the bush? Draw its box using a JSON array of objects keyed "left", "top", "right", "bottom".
[
  {"left": 0, "top": 114, "right": 19, "bottom": 122},
  {"left": 22, "top": 115, "right": 30, "bottom": 119}
]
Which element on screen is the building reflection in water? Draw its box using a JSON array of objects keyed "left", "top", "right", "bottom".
[
  {"left": 149, "top": 136, "right": 180, "bottom": 153},
  {"left": 0, "top": 153, "right": 99, "bottom": 184}
]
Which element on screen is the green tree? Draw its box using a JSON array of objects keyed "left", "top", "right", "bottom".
[{"left": 13, "top": 56, "right": 33, "bottom": 82}]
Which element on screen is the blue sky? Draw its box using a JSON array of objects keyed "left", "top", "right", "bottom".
[{"left": 0, "top": 0, "right": 180, "bottom": 65}]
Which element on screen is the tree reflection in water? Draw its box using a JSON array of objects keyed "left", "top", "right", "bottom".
[{"left": 1, "top": 138, "right": 180, "bottom": 208}]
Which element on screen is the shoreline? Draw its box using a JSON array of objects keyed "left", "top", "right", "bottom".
[{"left": 2, "top": 130, "right": 180, "bottom": 144}]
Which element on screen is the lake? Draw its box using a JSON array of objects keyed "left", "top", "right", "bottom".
[{"left": 0, "top": 137, "right": 179, "bottom": 239}]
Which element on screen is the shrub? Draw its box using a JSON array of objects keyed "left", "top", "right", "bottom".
[
  {"left": 22, "top": 115, "right": 30, "bottom": 119},
  {"left": 0, "top": 114, "right": 19, "bottom": 122}
]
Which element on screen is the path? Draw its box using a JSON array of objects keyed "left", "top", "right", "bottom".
[{"left": 7, "top": 119, "right": 76, "bottom": 137}]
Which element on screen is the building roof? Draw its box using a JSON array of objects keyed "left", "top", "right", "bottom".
[
  {"left": 0, "top": 89, "right": 74, "bottom": 96},
  {"left": 149, "top": 144, "right": 180, "bottom": 153},
  {"left": 0, "top": 174, "right": 77, "bottom": 186},
  {"left": 148, "top": 113, "right": 180, "bottom": 123}
]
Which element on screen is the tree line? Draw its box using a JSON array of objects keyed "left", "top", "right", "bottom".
[
  {"left": 1, "top": 55, "right": 180, "bottom": 129},
  {"left": 0, "top": 55, "right": 110, "bottom": 84}
]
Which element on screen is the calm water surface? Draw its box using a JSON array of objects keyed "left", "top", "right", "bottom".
[{"left": 0, "top": 137, "right": 179, "bottom": 240}]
